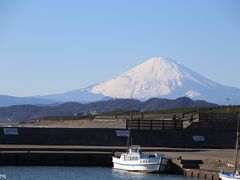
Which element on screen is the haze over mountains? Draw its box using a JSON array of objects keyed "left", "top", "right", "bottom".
[
  {"left": 0, "top": 95, "right": 58, "bottom": 107},
  {"left": 41, "top": 57, "right": 240, "bottom": 105},
  {"left": 0, "top": 97, "right": 217, "bottom": 122},
  {"left": 1, "top": 57, "right": 240, "bottom": 107}
]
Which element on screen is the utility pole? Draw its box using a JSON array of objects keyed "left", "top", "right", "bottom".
[
  {"left": 226, "top": 98, "right": 230, "bottom": 113},
  {"left": 234, "top": 112, "right": 240, "bottom": 172}
]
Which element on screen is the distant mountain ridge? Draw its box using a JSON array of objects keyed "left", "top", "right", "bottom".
[
  {"left": 37, "top": 85, "right": 108, "bottom": 102},
  {"left": 0, "top": 95, "right": 58, "bottom": 107},
  {"left": 0, "top": 97, "right": 217, "bottom": 122},
  {"left": 41, "top": 57, "right": 240, "bottom": 105},
  {"left": 1, "top": 56, "right": 240, "bottom": 106}
]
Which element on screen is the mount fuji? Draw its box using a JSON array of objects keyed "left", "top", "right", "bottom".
[{"left": 42, "top": 57, "right": 240, "bottom": 105}]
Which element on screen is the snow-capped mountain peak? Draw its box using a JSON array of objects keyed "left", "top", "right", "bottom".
[
  {"left": 90, "top": 57, "right": 214, "bottom": 99},
  {"left": 91, "top": 57, "right": 180, "bottom": 98},
  {"left": 40, "top": 56, "right": 240, "bottom": 105}
]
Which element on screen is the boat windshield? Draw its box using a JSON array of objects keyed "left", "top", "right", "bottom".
[{"left": 129, "top": 145, "right": 141, "bottom": 153}]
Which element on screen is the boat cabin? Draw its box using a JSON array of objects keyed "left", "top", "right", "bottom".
[
  {"left": 128, "top": 145, "right": 141, "bottom": 154},
  {"left": 120, "top": 145, "right": 151, "bottom": 161}
]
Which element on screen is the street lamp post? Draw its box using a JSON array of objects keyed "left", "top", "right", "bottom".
[{"left": 226, "top": 98, "right": 230, "bottom": 113}]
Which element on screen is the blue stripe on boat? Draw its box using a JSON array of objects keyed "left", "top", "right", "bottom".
[{"left": 113, "top": 162, "right": 160, "bottom": 166}]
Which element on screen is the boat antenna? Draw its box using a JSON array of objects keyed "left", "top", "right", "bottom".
[
  {"left": 126, "top": 109, "right": 132, "bottom": 150},
  {"left": 234, "top": 112, "right": 240, "bottom": 172},
  {"left": 126, "top": 88, "right": 135, "bottom": 150}
]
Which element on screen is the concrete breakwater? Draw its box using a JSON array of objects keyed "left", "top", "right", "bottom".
[
  {"left": 0, "top": 127, "right": 236, "bottom": 148},
  {"left": 0, "top": 145, "right": 170, "bottom": 173},
  {"left": 183, "top": 170, "right": 220, "bottom": 180},
  {"left": 0, "top": 151, "right": 113, "bottom": 166},
  {"left": 0, "top": 115, "right": 237, "bottom": 178},
  {"left": 0, "top": 144, "right": 235, "bottom": 179}
]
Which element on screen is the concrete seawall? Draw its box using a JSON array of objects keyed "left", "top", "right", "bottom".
[
  {"left": 0, "top": 126, "right": 236, "bottom": 178},
  {"left": 0, "top": 151, "right": 113, "bottom": 166},
  {"left": 0, "top": 127, "right": 236, "bottom": 148}
]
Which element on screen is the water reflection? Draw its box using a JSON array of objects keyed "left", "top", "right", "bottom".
[
  {"left": 0, "top": 166, "right": 198, "bottom": 180},
  {"left": 112, "top": 169, "right": 197, "bottom": 180}
]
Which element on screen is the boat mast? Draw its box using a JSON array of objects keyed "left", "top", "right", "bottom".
[
  {"left": 126, "top": 89, "right": 134, "bottom": 150},
  {"left": 126, "top": 113, "right": 132, "bottom": 150},
  {"left": 234, "top": 112, "right": 240, "bottom": 172}
]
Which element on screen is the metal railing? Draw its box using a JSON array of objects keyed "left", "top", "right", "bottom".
[{"left": 126, "top": 119, "right": 183, "bottom": 130}]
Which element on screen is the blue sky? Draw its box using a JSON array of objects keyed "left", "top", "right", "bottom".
[{"left": 0, "top": 0, "right": 239, "bottom": 97}]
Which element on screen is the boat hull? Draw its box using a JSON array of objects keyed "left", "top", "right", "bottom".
[
  {"left": 219, "top": 173, "right": 240, "bottom": 180},
  {"left": 112, "top": 157, "right": 163, "bottom": 173},
  {"left": 113, "top": 162, "right": 160, "bottom": 173}
]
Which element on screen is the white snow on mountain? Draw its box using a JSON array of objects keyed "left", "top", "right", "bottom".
[
  {"left": 90, "top": 57, "right": 220, "bottom": 100},
  {"left": 91, "top": 57, "right": 182, "bottom": 98},
  {"left": 185, "top": 90, "right": 201, "bottom": 98},
  {"left": 41, "top": 57, "right": 240, "bottom": 105}
]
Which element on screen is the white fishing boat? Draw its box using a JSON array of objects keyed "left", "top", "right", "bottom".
[
  {"left": 219, "top": 113, "right": 240, "bottom": 180},
  {"left": 112, "top": 94, "right": 168, "bottom": 173},
  {"left": 219, "top": 170, "right": 240, "bottom": 180},
  {"left": 112, "top": 145, "right": 168, "bottom": 173}
]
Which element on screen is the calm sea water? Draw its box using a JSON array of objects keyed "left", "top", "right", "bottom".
[{"left": 0, "top": 167, "right": 199, "bottom": 180}]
